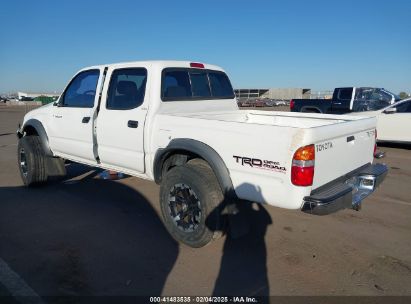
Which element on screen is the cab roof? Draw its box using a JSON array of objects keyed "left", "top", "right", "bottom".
[{"left": 80, "top": 60, "right": 225, "bottom": 73}]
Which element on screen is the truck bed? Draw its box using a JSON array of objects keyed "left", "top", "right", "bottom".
[
  {"left": 157, "top": 109, "right": 376, "bottom": 200},
  {"left": 168, "top": 110, "right": 367, "bottom": 129}
]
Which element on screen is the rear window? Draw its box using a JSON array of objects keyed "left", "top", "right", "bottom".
[{"left": 161, "top": 68, "right": 234, "bottom": 101}]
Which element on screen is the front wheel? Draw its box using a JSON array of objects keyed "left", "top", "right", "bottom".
[
  {"left": 17, "top": 136, "right": 48, "bottom": 186},
  {"left": 159, "top": 160, "right": 225, "bottom": 248}
]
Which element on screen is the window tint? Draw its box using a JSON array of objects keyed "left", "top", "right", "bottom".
[
  {"left": 355, "top": 88, "right": 373, "bottom": 101},
  {"left": 63, "top": 70, "right": 99, "bottom": 108},
  {"left": 353, "top": 88, "right": 395, "bottom": 112},
  {"left": 371, "top": 89, "right": 390, "bottom": 102},
  {"left": 337, "top": 88, "right": 352, "bottom": 101},
  {"left": 162, "top": 68, "right": 234, "bottom": 101},
  {"left": 190, "top": 71, "right": 211, "bottom": 97},
  {"left": 107, "top": 68, "right": 147, "bottom": 110},
  {"left": 395, "top": 101, "right": 411, "bottom": 113},
  {"left": 209, "top": 72, "right": 234, "bottom": 97},
  {"left": 163, "top": 71, "right": 191, "bottom": 98}
]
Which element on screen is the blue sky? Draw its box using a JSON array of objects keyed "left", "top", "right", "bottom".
[{"left": 0, "top": 0, "right": 410, "bottom": 94}]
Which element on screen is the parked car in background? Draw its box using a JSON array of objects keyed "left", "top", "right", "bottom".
[
  {"left": 275, "top": 100, "right": 287, "bottom": 106},
  {"left": 350, "top": 98, "right": 411, "bottom": 144},
  {"left": 237, "top": 98, "right": 252, "bottom": 107},
  {"left": 253, "top": 99, "right": 266, "bottom": 107},
  {"left": 20, "top": 96, "right": 35, "bottom": 101},
  {"left": 290, "top": 87, "right": 400, "bottom": 114},
  {"left": 264, "top": 99, "right": 276, "bottom": 107}
]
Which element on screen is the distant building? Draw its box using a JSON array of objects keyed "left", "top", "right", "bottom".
[
  {"left": 17, "top": 91, "right": 60, "bottom": 100},
  {"left": 234, "top": 88, "right": 311, "bottom": 100}
]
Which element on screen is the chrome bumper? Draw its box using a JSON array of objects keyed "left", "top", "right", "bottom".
[{"left": 302, "top": 163, "right": 388, "bottom": 215}]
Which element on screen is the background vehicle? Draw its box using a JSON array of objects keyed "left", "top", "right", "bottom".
[
  {"left": 350, "top": 98, "right": 411, "bottom": 143},
  {"left": 290, "top": 87, "right": 400, "bottom": 114},
  {"left": 16, "top": 61, "right": 387, "bottom": 247},
  {"left": 19, "top": 96, "right": 35, "bottom": 101}
]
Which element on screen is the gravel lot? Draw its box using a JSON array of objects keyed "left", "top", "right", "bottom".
[{"left": 0, "top": 105, "right": 410, "bottom": 300}]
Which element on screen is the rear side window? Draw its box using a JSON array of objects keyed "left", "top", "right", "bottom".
[
  {"left": 161, "top": 68, "right": 234, "bottom": 101},
  {"left": 163, "top": 70, "right": 191, "bottom": 98},
  {"left": 337, "top": 88, "right": 352, "bottom": 101},
  {"left": 63, "top": 70, "right": 99, "bottom": 108},
  {"left": 107, "top": 68, "right": 147, "bottom": 110}
]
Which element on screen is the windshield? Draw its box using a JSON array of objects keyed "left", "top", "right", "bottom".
[{"left": 352, "top": 88, "right": 395, "bottom": 112}]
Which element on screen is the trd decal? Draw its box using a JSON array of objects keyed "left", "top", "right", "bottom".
[
  {"left": 316, "top": 142, "right": 333, "bottom": 152},
  {"left": 233, "top": 156, "right": 286, "bottom": 173}
]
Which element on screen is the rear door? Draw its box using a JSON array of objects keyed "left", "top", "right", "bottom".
[
  {"left": 330, "top": 88, "right": 353, "bottom": 113},
  {"left": 48, "top": 69, "right": 101, "bottom": 162},
  {"left": 96, "top": 67, "right": 148, "bottom": 173}
]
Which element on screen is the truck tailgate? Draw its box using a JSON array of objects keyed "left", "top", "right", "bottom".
[{"left": 310, "top": 118, "right": 376, "bottom": 189}]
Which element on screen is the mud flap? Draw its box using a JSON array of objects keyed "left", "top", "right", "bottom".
[{"left": 45, "top": 157, "right": 66, "bottom": 178}]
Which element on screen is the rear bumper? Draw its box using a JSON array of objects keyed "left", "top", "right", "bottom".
[{"left": 302, "top": 163, "right": 388, "bottom": 215}]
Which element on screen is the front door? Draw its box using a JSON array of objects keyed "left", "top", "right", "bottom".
[
  {"left": 48, "top": 69, "right": 101, "bottom": 162},
  {"left": 378, "top": 100, "right": 411, "bottom": 142},
  {"left": 96, "top": 67, "right": 148, "bottom": 173}
]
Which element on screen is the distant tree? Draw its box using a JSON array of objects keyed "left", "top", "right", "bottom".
[
  {"left": 399, "top": 92, "right": 410, "bottom": 99},
  {"left": 34, "top": 95, "right": 54, "bottom": 105}
]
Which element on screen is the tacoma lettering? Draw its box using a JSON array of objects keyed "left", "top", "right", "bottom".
[{"left": 316, "top": 142, "right": 333, "bottom": 152}]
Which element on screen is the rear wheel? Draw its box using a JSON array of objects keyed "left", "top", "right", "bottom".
[
  {"left": 17, "top": 136, "right": 48, "bottom": 186},
  {"left": 159, "top": 159, "right": 225, "bottom": 248}
]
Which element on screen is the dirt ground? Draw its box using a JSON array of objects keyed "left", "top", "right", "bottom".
[{"left": 0, "top": 105, "right": 410, "bottom": 300}]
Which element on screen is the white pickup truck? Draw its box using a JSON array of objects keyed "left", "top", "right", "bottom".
[{"left": 17, "top": 61, "right": 388, "bottom": 247}]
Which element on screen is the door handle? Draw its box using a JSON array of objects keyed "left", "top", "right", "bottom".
[
  {"left": 82, "top": 117, "right": 91, "bottom": 123},
  {"left": 127, "top": 120, "right": 138, "bottom": 128},
  {"left": 54, "top": 115, "right": 62, "bottom": 118}
]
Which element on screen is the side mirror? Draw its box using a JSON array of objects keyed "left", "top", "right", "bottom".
[
  {"left": 53, "top": 97, "right": 63, "bottom": 107},
  {"left": 383, "top": 107, "right": 397, "bottom": 114}
]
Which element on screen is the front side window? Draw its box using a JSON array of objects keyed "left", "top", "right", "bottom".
[
  {"left": 161, "top": 68, "right": 234, "bottom": 101},
  {"left": 371, "top": 89, "right": 392, "bottom": 103},
  {"left": 63, "top": 70, "right": 99, "bottom": 108},
  {"left": 353, "top": 88, "right": 394, "bottom": 112},
  {"left": 107, "top": 68, "right": 147, "bottom": 110}
]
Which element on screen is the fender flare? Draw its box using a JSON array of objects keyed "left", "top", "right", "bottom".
[
  {"left": 154, "top": 139, "right": 237, "bottom": 199},
  {"left": 19, "top": 119, "right": 53, "bottom": 156}
]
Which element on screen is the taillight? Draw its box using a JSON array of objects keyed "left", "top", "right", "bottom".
[
  {"left": 291, "top": 144, "right": 315, "bottom": 186},
  {"left": 290, "top": 99, "right": 295, "bottom": 111}
]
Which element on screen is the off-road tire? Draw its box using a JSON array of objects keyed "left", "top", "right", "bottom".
[
  {"left": 17, "top": 136, "right": 48, "bottom": 186},
  {"left": 159, "top": 159, "right": 225, "bottom": 248}
]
